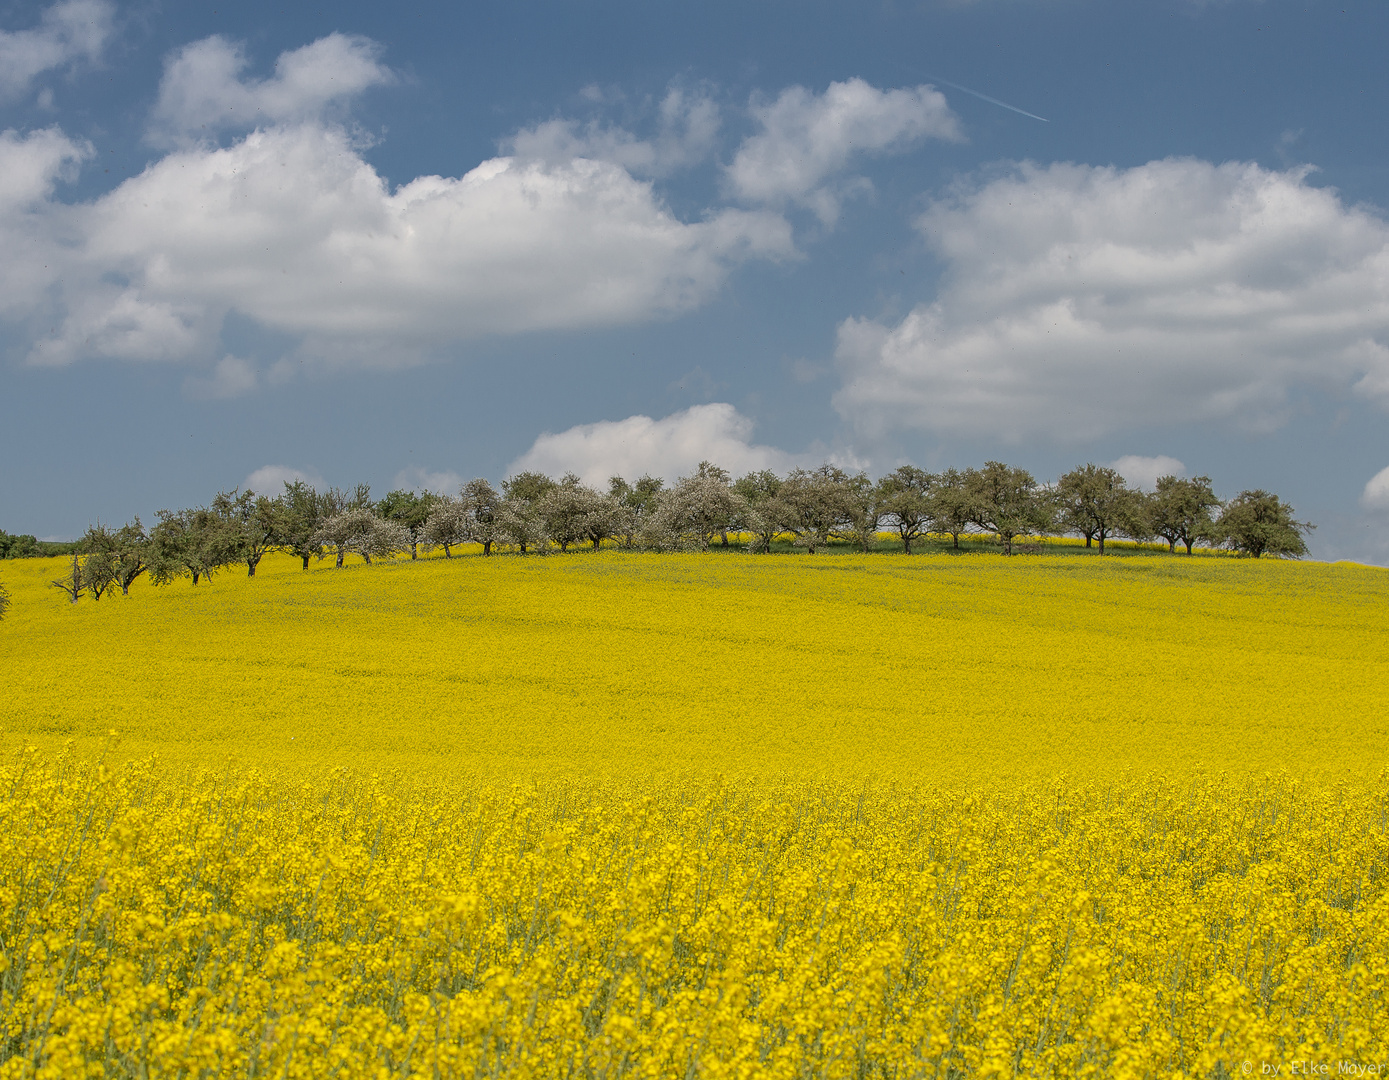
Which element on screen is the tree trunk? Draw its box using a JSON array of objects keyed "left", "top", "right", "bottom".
[
  {"left": 60, "top": 557, "right": 82, "bottom": 602},
  {"left": 721, "top": 531, "right": 729, "bottom": 548},
  {"left": 1097, "top": 532, "right": 1105, "bottom": 555},
  {"left": 1184, "top": 539, "right": 1194, "bottom": 555},
  {"left": 192, "top": 570, "right": 201, "bottom": 585},
  {"left": 336, "top": 550, "right": 344, "bottom": 568},
  {"left": 301, "top": 554, "right": 310, "bottom": 570},
  {"left": 443, "top": 544, "right": 452, "bottom": 558},
  {"left": 1085, "top": 535, "right": 1092, "bottom": 548},
  {"left": 247, "top": 557, "right": 258, "bottom": 577},
  {"left": 593, "top": 537, "right": 601, "bottom": 551},
  {"left": 483, "top": 541, "right": 492, "bottom": 556},
  {"left": 1168, "top": 540, "right": 1175, "bottom": 553},
  {"left": 952, "top": 532, "right": 960, "bottom": 550},
  {"left": 363, "top": 552, "right": 372, "bottom": 565},
  {"left": 410, "top": 542, "right": 418, "bottom": 560}
]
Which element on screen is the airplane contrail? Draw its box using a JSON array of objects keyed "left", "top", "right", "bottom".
[{"left": 924, "top": 75, "right": 1050, "bottom": 123}]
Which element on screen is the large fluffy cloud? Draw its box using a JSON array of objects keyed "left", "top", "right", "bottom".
[
  {"left": 0, "top": 0, "right": 113, "bottom": 102},
  {"left": 834, "top": 159, "right": 1389, "bottom": 442},
  {"left": 146, "top": 33, "right": 393, "bottom": 147},
  {"left": 12, "top": 123, "right": 792, "bottom": 371},
  {"left": 726, "top": 79, "right": 961, "bottom": 224},
  {"left": 509, "top": 403, "right": 832, "bottom": 487},
  {"left": 0, "top": 34, "right": 797, "bottom": 378}
]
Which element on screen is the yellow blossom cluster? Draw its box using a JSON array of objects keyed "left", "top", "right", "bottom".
[
  {"left": 3, "top": 750, "right": 1386, "bottom": 1078},
  {"left": 0, "top": 549, "right": 1386, "bottom": 1075},
  {"left": 2, "top": 550, "right": 1384, "bottom": 781}
]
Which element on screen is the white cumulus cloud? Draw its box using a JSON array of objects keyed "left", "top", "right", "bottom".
[
  {"left": 0, "top": 0, "right": 113, "bottom": 102},
  {"left": 726, "top": 78, "right": 961, "bottom": 224},
  {"left": 1361, "top": 465, "right": 1389, "bottom": 512},
  {"left": 1110, "top": 455, "right": 1186, "bottom": 492},
  {"left": 0, "top": 127, "right": 90, "bottom": 321},
  {"left": 245, "top": 464, "right": 325, "bottom": 494},
  {"left": 146, "top": 33, "right": 393, "bottom": 147},
  {"left": 509, "top": 403, "right": 840, "bottom": 488},
  {"left": 834, "top": 158, "right": 1389, "bottom": 443},
  {"left": 392, "top": 466, "right": 465, "bottom": 496},
  {"left": 16, "top": 120, "right": 793, "bottom": 370},
  {"left": 0, "top": 126, "right": 89, "bottom": 210}
]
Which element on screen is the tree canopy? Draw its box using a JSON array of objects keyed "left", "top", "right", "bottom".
[
  {"left": 965, "top": 463, "right": 1053, "bottom": 556},
  {"left": 1055, "top": 465, "right": 1135, "bottom": 555},
  {"left": 1212, "top": 490, "right": 1314, "bottom": 558},
  {"left": 1147, "top": 476, "right": 1221, "bottom": 555},
  {"left": 14, "top": 456, "right": 1316, "bottom": 604}
]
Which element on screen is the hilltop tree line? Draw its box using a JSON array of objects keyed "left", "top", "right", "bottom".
[
  {"left": 0, "top": 532, "right": 78, "bottom": 559},
  {"left": 23, "top": 460, "right": 1314, "bottom": 606}
]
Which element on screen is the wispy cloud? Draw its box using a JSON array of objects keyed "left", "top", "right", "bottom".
[
  {"left": 0, "top": 0, "right": 114, "bottom": 102},
  {"left": 507, "top": 85, "right": 720, "bottom": 178},
  {"left": 725, "top": 78, "right": 961, "bottom": 225},
  {"left": 146, "top": 33, "right": 393, "bottom": 147},
  {"left": 185, "top": 355, "right": 258, "bottom": 400}
]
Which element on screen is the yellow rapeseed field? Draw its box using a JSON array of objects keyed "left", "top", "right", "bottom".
[{"left": 1, "top": 550, "right": 1387, "bottom": 1077}]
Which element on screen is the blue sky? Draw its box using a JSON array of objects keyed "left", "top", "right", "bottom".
[{"left": 4, "top": 0, "right": 1389, "bottom": 562}]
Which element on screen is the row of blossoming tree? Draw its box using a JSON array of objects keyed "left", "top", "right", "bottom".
[{"left": 44, "top": 461, "right": 1313, "bottom": 600}]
